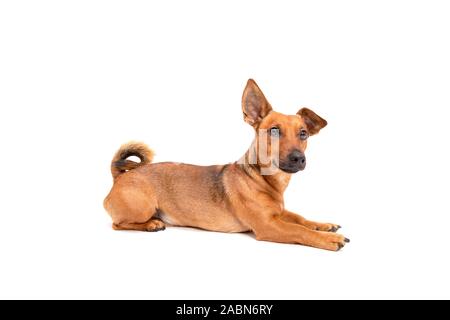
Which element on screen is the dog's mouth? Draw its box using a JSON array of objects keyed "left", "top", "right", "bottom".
[{"left": 278, "top": 161, "right": 306, "bottom": 174}]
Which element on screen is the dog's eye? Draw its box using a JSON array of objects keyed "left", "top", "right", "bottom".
[
  {"left": 269, "top": 127, "right": 280, "bottom": 137},
  {"left": 299, "top": 129, "right": 309, "bottom": 140}
]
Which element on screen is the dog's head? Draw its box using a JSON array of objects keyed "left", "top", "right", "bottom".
[{"left": 242, "top": 79, "right": 327, "bottom": 174}]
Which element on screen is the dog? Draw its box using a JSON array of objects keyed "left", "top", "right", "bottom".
[{"left": 104, "top": 79, "right": 349, "bottom": 251}]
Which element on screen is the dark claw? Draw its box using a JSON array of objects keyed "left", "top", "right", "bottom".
[
  {"left": 344, "top": 238, "right": 350, "bottom": 243},
  {"left": 330, "top": 226, "right": 338, "bottom": 232},
  {"left": 337, "top": 243, "right": 344, "bottom": 251},
  {"left": 337, "top": 225, "right": 342, "bottom": 229}
]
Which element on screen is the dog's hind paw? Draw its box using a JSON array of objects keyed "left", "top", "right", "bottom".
[{"left": 145, "top": 218, "right": 166, "bottom": 232}]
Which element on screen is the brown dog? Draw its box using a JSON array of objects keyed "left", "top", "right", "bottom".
[{"left": 104, "top": 79, "right": 349, "bottom": 251}]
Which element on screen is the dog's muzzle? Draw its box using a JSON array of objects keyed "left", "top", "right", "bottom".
[{"left": 279, "top": 150, "right": 306, "bottom": 173}]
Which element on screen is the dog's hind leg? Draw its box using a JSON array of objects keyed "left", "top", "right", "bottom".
[{"left": 104, "top": 176, "right": 164, "bottom": 232}]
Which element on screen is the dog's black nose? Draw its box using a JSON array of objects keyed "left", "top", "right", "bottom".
[
  {"left": 288, "top": 150, "right": 306, "bottom": 165},
  {"left": 279, "top": 150, "right": 306, "bottom": 173}
]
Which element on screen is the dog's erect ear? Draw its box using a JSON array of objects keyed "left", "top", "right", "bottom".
[
  {"left": 242, "top": 79, "right": 272, "bottom": 126},
  {"left": 297, "top": 107, "right": 328, "bottom": 135}
]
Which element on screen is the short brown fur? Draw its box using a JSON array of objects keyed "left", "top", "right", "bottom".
[{"left": 104, "top": 79, "right": 349, "bottom": 251}]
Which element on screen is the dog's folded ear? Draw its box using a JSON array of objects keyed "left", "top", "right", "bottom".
[
  {"left": 297, "top": 107, "right": 328, "bottom": 135},
  {"left": 242, "top": 79, "right": 272, "bottom": 127}
]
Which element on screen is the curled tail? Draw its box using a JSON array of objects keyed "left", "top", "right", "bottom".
[{"left": 110, "top": 141, "right": 154, "bottom": 179}]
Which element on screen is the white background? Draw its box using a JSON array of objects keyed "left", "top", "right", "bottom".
[{"left": 1, "top": 0, "right": 449, "bottom": 299}]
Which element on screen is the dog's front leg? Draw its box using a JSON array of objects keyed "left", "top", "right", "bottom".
[
  {"left": 281, "top": 210, "right": 341, "bottom": 232},
  {"left": 252, "top": 215, "right": 349, "bottom": 251}
]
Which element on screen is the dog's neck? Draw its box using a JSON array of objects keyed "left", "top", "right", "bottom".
[{"left": 237, "top": 142, "right": 292, "bottom": 195}]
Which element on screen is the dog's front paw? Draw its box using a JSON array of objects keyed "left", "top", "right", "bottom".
[
  {"left": 320, "top": 233, "right": 350, "bottom": 251},
  {"left": 309, "top": 222, "right": 341, "bottom": 233},
  {"left": 324, "top": 223, "right": 341, "bottom": 233}
]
